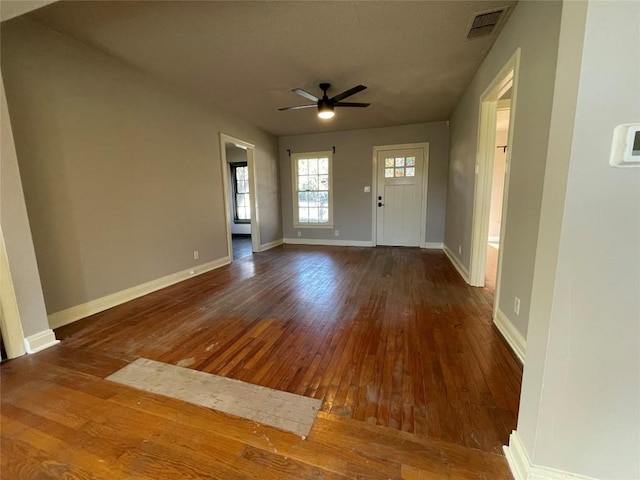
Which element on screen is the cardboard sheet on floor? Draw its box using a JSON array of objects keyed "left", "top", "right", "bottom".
[{"left": 106, "top": 357, "right": 320, "bottom": 437}]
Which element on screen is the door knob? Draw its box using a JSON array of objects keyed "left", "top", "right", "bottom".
[{"left": 378, "top": 202, "right": 384, "bottom": 207}]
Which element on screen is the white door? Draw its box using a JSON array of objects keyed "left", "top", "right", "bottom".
[{"left": 376, "top": 147, "right": 426, "bottom": 246}]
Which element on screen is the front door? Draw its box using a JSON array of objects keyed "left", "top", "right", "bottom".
[{"left": 376, "top": 147, "right": 426, "bottom": 246}]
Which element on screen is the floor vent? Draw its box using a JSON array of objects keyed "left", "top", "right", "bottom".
[{"left": 467, "top": 8, "right": 508, "bottom": 38}]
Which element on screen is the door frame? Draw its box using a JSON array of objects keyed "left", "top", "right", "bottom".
[
  {"left": 219, "top": 133, "right": 260, "bottom": 258},
  {"left": 371, "top": 142, "right": 430, "bottom": 247},
  {"left": 469, "top": 49, "right": 520, "bottom": 320},
  {"left": 0, "top": 228, "right": 27, "bottom": 359}
]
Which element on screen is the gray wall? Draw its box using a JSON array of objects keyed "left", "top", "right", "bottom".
[
  {"left": 1, "top": 17, "right": 280, "bottom": 315},
  {"left": 445, "top": 1, "right": 562, "bottom": 338},
  {"left": 279, "top": 122, "right": 449, "bottom": 244},
  {"left": 518, "top": 1, "right": 640, "bottom": 477}
]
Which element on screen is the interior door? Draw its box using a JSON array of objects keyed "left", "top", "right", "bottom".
[{"left": 376, "top": 147, "right": 425, "bottom": 246}]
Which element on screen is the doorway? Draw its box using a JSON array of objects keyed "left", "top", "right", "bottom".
[
  {"left": 485, "top": 100, "right": 511, "bottom": 292},
  {"left": 372, "top": 143, "right": 429, "bottom": 247},
  {"left": 220, "top": 134, "right": 260, "bottom": 260},
  {"left": 469, "top": 50, "right": 519, "bottom": 320}
]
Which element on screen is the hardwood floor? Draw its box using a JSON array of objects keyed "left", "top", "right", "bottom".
[
  {"left": 1, "top": 245, "right": 521, "bottom": 479},
  {"left": 232, "top": 234, "right": 253, "bottom": 260},
  {"left": 484, "top": 244, "right": 499, "bottom": 294}
]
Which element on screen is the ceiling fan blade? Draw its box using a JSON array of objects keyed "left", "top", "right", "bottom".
[
  {"left": 292, "top": 88, "right": 319, "bottom": 102},
  {"left": 278, "top": 104, "right": 316, "bottom": 111},
  {"left": 334, "top": 102, "right": 371, "bottom": 108},
  {"left": 330, "top": 85, "right": 367, "bottom": 103}
]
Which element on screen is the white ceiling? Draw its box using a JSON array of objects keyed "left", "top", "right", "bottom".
[{"left": 22, "top": 1, "right": 515, "bottom": 137}]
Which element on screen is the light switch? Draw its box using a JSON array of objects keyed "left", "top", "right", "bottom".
[{"left": 364, "top": 186, "right": 371, "bottom": 193}]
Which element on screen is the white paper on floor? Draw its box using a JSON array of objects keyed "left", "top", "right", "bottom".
[{"left": 106, "top": 357, "right": 321, "bottom": 437}]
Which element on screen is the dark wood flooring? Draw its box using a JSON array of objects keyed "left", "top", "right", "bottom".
[
  {"left": 232, "top": 234, "right": 253, "bottom": 260},
  {"left": 1, "top": 245, "right": 521, "bottom": 479}
]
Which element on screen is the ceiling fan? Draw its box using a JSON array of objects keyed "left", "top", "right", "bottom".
[{"left": 278, "top": 83, "right": 370, "bottom": 119}]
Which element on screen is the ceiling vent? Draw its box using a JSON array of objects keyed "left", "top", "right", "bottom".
[{"left": 467, "top": 8, "right": 508, "bottom": 39}]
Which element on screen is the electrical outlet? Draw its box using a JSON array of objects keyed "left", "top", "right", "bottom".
[
  {"left": 193, "top": 250, "right": 199, "bottom": 260},
  {"left": 458, "top": 245, "right": 462, "bottom": 255},
  {"left": 514, "top": 297, "right": 521, "bottom": 315},
  {"left": 189, "top": 269, "right": 195, "bottom": 276},
  {"left": 297, "top": 230, "right": 301, "bottom": 237},
  {"left": 335, "top": 230, "right": 340, "bottom": 236}
]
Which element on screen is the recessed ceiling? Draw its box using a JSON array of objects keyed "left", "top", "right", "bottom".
[{"left": 22, "top": 1, "right": 515, "bottom": 136}]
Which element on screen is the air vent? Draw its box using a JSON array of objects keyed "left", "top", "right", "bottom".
[{"left": 467, "top": 8, "right": 508, "bottom": 38}]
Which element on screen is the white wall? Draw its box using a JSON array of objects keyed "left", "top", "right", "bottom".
[
  {"left": 445, "top": 1, "right": 562, "bottom": 339},
  {"left": 515, "top": 1, "right": 640, "bottom": 478},
  {"left": 279, "top": 122, "right": 449, "bottom": 244},
  {"left": 1, "top": 17, "right": 280, "bottom": 317}
]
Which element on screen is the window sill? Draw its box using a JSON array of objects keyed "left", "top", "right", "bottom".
[{"left": 293, "top": 224, "right": 334, "bottom": 229}]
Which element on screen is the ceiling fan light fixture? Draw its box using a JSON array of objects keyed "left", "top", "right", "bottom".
[
  {"left": 279, "top": 83, "right": 368, "bottom": 119},
  {"left": 317, "top": 103, "right": 334, "bottom": 119}
]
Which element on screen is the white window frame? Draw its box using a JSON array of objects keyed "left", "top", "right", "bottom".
[
  {"left": 230, "top": 162, "right": 251, "bottom": 223},
  {"left": 292, "top": 151, "right": 333, "bottom": 228}
]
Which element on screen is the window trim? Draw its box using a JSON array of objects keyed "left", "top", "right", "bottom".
[
  {"left": 291, "top": 151, "right": 334, "bottom": 228},
  {"left": 230, "top": 162, "right": 251, "bottom": 224}
]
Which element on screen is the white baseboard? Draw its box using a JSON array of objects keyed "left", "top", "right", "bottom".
[
  {"left": 260, "top": 238, "right": 284, "bottom": 251},
  {"left": 504, "top": 431, "right": 598, "bottom": 480},
  {"left": 494, "top": 308, "right": 526, "bottom": 363},
  {"left": 48, "top": 256, "right": 231, "bottom": 329},
  {"left": 283, "top": 238, "right": 374, "bottom": 247},
  {"left": 442, "top": 245, "right": 470, "bottom": 283},
  {"left": 422, "top": 242, "right": 444, "bottom": 249},
  {"left": 504, "top": 431, "right": 531, "bottom": 480},
  {"left": 24, "top": 329, "right": 59, "bottom": 354}
]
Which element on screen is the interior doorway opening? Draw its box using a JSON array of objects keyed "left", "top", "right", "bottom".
[
  {"left": 226, "top": 145, "right": 252, "bottom": 259},
  {"left": 220, "top": 134, "right": 260, "bottom": 260},
  {"left": 485, "top": 98, "right": 511, "bottom": 293},
  {"left": 468, "top": 49, "right": 520, "bottom": 323}
]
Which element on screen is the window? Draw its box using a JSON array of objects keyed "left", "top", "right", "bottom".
[
  {"left": 231, "top": 162, "right": 250, "bottom": 223},
  {"left": 384, "top": 156, "right": 416, "bottom": 178},
  {"left": 292, "top": 151, "right": 333, "bottom": 227}
]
